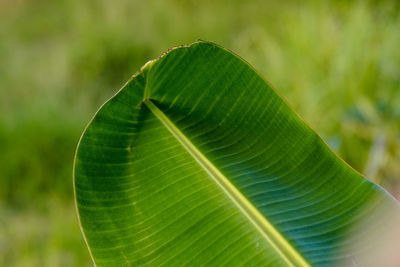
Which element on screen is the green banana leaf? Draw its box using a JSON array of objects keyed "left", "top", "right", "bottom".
[{"left": 74, "top": 41, "right": 400, "bottom": 266}]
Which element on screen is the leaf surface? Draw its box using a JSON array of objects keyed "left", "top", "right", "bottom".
[{"left": 74, "top": 41, "right": 399, "bottom": 266}]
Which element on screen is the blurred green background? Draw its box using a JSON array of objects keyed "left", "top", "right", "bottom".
[{"left": 1, "top": 0, "right": 399, "bottom": 266}]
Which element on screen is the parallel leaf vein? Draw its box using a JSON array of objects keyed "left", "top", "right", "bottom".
[{"left": 143, "top": 99, "right": 310, "bottom": 267}]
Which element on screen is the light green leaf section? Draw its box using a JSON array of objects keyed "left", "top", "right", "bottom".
[{"left": 74, "top": 41, "right": 399, "bottom": 266}]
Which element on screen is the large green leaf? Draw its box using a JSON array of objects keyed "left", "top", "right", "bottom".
[{"left": 74, "top": 41, "right": 399, "bottom": 266}]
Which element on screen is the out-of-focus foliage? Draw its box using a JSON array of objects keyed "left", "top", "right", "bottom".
[{"left": 0, "top": 0, "right": 399, "bottom": 266}]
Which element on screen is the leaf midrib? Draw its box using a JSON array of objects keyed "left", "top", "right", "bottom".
[{"left": 143, "top": 99, "right": 310, "bottom": 267}]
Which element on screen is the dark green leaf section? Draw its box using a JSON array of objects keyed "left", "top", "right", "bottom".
[{"left": 74, "top": 41, "right": 399, "bottom": 266}]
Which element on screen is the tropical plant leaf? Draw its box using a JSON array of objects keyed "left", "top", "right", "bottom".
[{"left": 74, "top": 41, "right": 400, "bottom": 266}]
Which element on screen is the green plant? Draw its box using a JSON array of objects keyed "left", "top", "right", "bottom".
[{"left": 74, "top": 41, "right": 400, "bottom": 266}]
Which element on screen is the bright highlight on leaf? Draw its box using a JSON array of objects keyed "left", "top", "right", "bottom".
[{"left": 74, "top": 41, "right": 400, "bottom": 266}]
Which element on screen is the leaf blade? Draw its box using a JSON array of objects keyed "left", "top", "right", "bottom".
[{"left": 74, "top": 41, "right": 400, "bottom": 266}]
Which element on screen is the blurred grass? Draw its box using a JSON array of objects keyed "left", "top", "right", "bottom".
[{"left": 0, "top": 0, "right": 399, "bottom": 266}]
